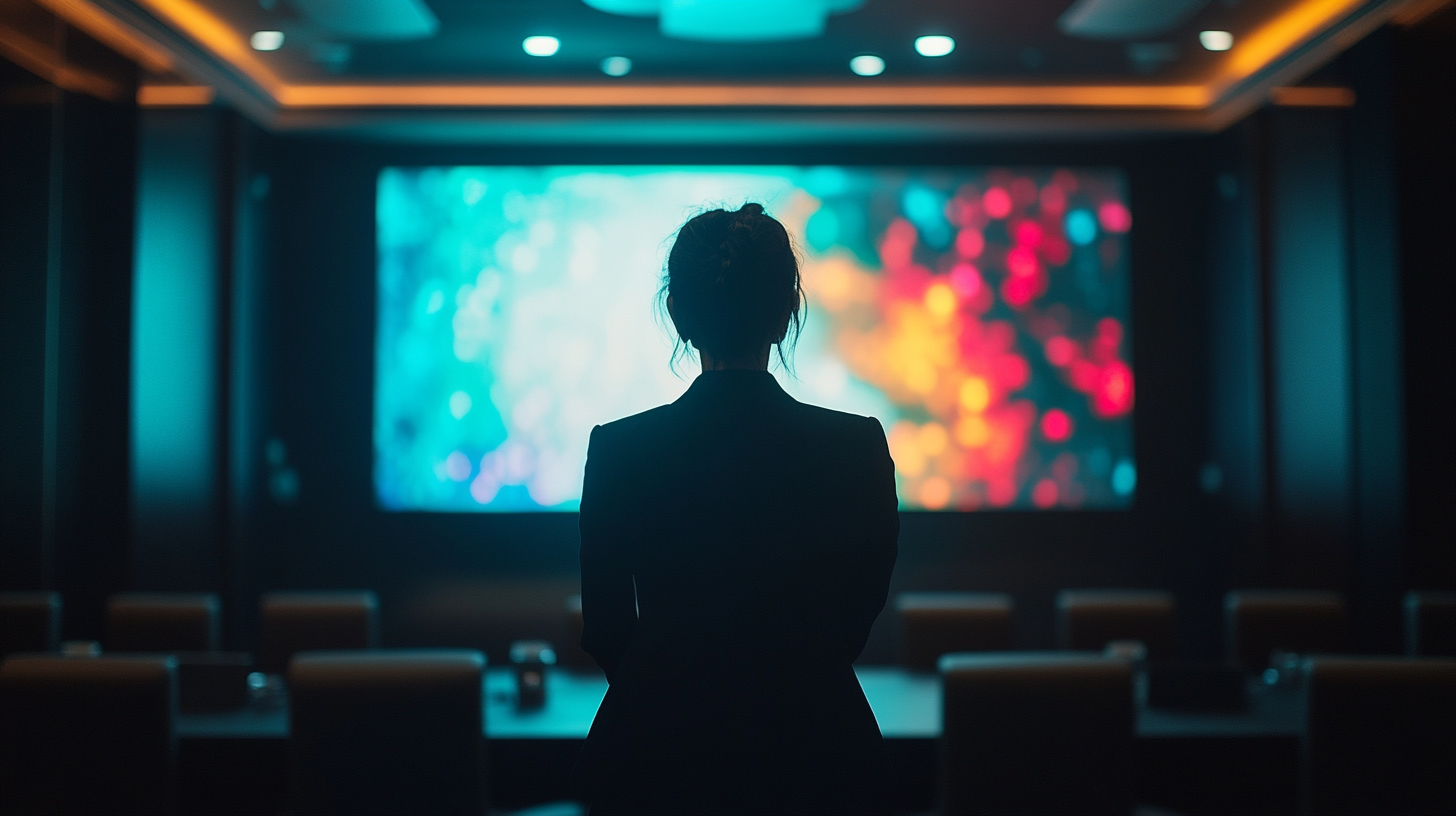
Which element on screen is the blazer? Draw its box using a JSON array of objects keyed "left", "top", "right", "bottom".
[{"left": 574, "top": 369, "right": 900, "bottom": 815}]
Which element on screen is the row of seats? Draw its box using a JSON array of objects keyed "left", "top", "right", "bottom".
[
  {"left": 5, "top": 643, "right": 1451, "bottom": 814},
  {"left": 937, "top": 651, "right": 1456, "bottom": 815},
  {"left": 0, "top": 648, "right": 492, "bottom": 815},
  {"left": 896, "top": 588, "right": 1456, "bottom": 669},
  {"left": 0, "top": 590, "right": 378, "bottom": 672}
]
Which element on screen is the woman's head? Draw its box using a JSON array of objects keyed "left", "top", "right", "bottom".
[{"left": 663, "top": 203, "right": 804, "bottom": 368}]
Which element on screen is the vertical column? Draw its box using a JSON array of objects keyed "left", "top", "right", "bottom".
[
  {"left": 130, "top": 108, "right": 223, "bottom": 590},
  {"left": 1265, "top": 108, "right": 1354, "bottom": 589}
]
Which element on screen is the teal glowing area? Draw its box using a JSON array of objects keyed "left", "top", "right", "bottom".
[{"left": 375, "top": 166, "right": 1134, "bottom": 512}]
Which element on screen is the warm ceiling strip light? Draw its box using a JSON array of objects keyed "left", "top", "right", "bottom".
[
  {"left": 137, "top": 84, "right": 215, "bottom": 106},
  {"left": 1217, "top": 0, "right": 1365, "bottom": 86},
  {"left": 0, "top": 23, "right": 124, "bottom": 100},
  {"left": 278, "top": 83, "right": 1210, "bottom": 109},
  {"left": 134, "top": 0, "right": 285, "bottom": 95},
  {"left": 32, "top": 0, "right": 173, "bottom": 73}
]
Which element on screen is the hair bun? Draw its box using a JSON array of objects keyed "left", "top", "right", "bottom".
[{"left": 737, "top": 203, "right": 765, "bottom": 217}]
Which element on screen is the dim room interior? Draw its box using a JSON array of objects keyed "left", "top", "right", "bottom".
[{"left": 1, "top": 0, "right": 1454, "bottom": 813}]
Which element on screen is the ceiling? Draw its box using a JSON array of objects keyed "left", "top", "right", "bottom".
[
  {"left": 13, "top": 0, "right": 1441, "bottom": 139},
  {"left": 149, "top": 0, "right": 1276, "bottom": 83}
]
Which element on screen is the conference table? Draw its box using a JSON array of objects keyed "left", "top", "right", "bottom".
[{"left": 177, "top": 667, "right": 1302, "bottom": 814}]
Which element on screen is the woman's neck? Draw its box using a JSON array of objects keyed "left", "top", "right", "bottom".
[{"left": 698, "top": 345, "right": 772, "bottom": 372}]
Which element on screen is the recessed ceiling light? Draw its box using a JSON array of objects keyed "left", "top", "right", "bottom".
[
  {"left": 250, "top": 30, "right": 284, "bottom": 51},
  {"left": 601, "top": 56, "right": 632, "bottom": 76},
  {"left": 1199, "top": 30, "right": 1234, "bottom": 51},
  {"left": 523, "top": 36, "right": 560, "bottom": 57},
  {"left": 850, "top": 55, "right": 885, "bottom": 76},
  {"left": 914, "top": 35, "right": 955, "bottom": 57}
]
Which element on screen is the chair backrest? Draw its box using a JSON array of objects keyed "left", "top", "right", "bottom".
[
  {"left": 0, "top": 591, "right": 61, "bottom": 655},
  {"left": 939, "top": 652, "right": 1135, "bottom": 816},
  {"left": 1404, "top": 591, "right": 1456, "bottom": 657},
  {"left": 1056, "top": 589, "right": 1176, "bottom": 661},
  {"left": 106, "top": 592, "right": 221, "bottom": 652},
  {"left": 288, "top": 649, "right": 486, "bottom": 816},
  {"left": 258, "top": 590, "right": 379, "bottom": 673},
  {"left": 898, "top": 592, "right": 1014, "bottom": 670},
  {"left": 1301, "top": 656, "right": 1456, "bottom": 815},
  {"left": 1225, "top": 590, "right": 1349, "bottom": 669},
  {"left": 0, "top": 654, "right": 177, "bottom": 814}
]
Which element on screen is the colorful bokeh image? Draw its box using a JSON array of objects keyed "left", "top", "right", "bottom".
[{"left": 375, "top": 166, "right": 1135, "bottom": 512}]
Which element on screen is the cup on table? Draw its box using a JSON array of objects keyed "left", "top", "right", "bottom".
[{"left": 509, "top": 640, "right": 556, "bottom": 709}]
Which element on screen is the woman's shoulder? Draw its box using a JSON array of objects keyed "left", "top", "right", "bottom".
[
  {"left": 792, "top": 402, "right": 886, "bottom": 438},
  {"left": 589, "top": 404, "right": 676, "bottom": 446}
]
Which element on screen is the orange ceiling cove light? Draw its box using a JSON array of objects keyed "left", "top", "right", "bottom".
[
  {"left": 1216, "top": 0, "right": 1367, "bottom": 86},
  {"left": 273, "top": 83, "right": 1210, "bottom": 109}
]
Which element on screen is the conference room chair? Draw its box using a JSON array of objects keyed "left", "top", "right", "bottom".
[
  {"left": 289, "top": 649, "right": 486, "bottom": 816},
  {"left": 0, "top": 654, "right": 177, "bottom": 814},
  {"left": 258, "top": 590, "right": 379, "bottom": 674},
  {"left": 1404, "top": 590, "right": 1456, "bottom": 657},
  {"left": 1224, "top": 590, "right": 1349, "bottom": 670},
  {"left": 1056, "top": 589, "right": 1177, "bottom": 662},
  {"left": 939, "top": 652, "right": 1135, "bottom": 816},
  {"left": 105, "top": 592, "right": 221, "bottom": 652},
  {"left": 0, "top": 591, "right": 60, "bottom": 656},
  {"left": 1301, "top": 656, "right": 1456, "bottom": 815},
  {"left": 897, "top": 591, "right": 1014, "bottom": 670}
]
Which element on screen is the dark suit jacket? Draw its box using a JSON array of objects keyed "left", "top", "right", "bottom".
[{"left": 575, "top": 370, "right": 900, "bottom": 815}]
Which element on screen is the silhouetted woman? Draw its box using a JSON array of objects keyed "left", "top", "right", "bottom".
[{"left": 574, "top": 203, "right": 900, "bottom": 815}]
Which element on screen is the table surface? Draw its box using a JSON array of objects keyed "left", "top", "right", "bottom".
[{"left": 176, "top": 666, "right": 1299, "bottom": 741}]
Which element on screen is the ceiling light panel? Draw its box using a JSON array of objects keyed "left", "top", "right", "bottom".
[
  {"left": 250, "top": 30, "right": 284, "bottom": 51},
  {"left": 584, "top": 0, "right": 865, "bottom": 42},
  {"left": 850, "top": 55, "right": 884, "bottom": 76},
  {"left": 915, "top": 36, "right": 954, "bottom": 57},
  {"left": 523, "top": 36, "right": 561, "bottom": 57},
  {"left": 1199, "top": 30, "right": 1234, "bottom": 51}
]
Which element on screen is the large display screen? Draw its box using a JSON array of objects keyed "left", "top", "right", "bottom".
[{"left": 376, "top": 166, "right": 1134, "bottom": 512}]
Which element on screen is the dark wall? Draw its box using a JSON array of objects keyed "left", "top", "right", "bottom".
[
  {"left": 0, "top": 25, "right": 138, "bottom": 638},
  {"left": 257, "top": 139, "right": 1228, "bottom": 661},
  {"left": 1394, "top": 9, "right": 1456, "bottom": 592}
]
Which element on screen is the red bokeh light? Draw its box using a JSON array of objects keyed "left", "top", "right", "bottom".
[
  {"left": 1044, "top": 336, "right": 1078, "bottom": 366},
  {"left": 1094, "top": 360, "right": 1135, "bottom": 417},
  {"left": 1098, "top": 201, "right": 1132, "bottom": 233},
  {"left": 956, "top": 228, "right": 985, "bottom": 258},
  {"left": 950, "top": 263, "right": 982, "bottom": 297},
  {"left": 1039, "top": 234, "right": 1071, "bottom": 266},
  {"left": 983, "top": 187, "right": 1012, "bottom": 219},
  {"left": 1039, "top": 184, "right": 1067, "bottom": 216},
  {"left": 994, "top": 354, "right": 1030, "bottom": 390},
  {"left": 1041, "top": 409, "right": 1073, "bottom": 442},
  {"left": 879, "top": 217, "right": 917, "bottom": 271},
  {"left": 1014, "top": 220, "right": 1044, "bottom": 249},
  {"left": 1001, "top": 274, "right": 1042, "bottom": 309},
  {"left": 1032, "top": 478, "right": 1059, "bottom": 508},
  {"left": 987, "top": 477, "right": 1019, "bottom": 507},
  {"left": 1005, "top": 246, "right": 1039, "bottom": 278}
]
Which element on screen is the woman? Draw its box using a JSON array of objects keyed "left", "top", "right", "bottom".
[{"left": 574, "top": 203, "right": 900, "bottom": 815}]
